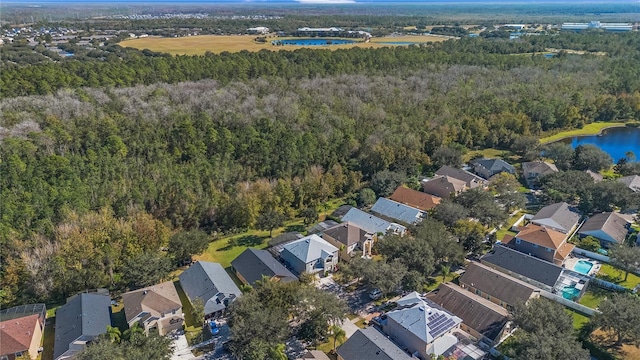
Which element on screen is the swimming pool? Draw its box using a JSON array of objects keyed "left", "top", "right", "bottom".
[
  {"left": 561, "top": 285, "right": 581, "bottom": 300},
  {"left": 573, "top": 260, "right": 594, "bottom": 275}
]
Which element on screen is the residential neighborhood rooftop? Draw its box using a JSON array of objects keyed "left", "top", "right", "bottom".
[
  {"left": 282, "top": 234, "right": 339, "bottom": 264},
  {"left": 337, "top": 327, "right": 412, "bottom": 360},
  {"left": 178, "top": 261, "right": 242, "bottom": 316},
  {"left": 122, "top": 281, "right": 181, "bottom": 324},
  {"left": 459, "top": 262, "right": 540, "bottom": 307},
  {"left": 435, "top": 165, "right": 486, "bottom": 187},
  {"left": 531, "top": 202, "right": 581, "bottom": 233},
  {"left": 371, "top": 197, "right": 425, "bottom": 225},
  {"left": 341, "top": 207, "right": 406, "bottom": 235},
  {"left": 0, "top": 303, "right": 45, "bottom": 321},
  {"left": 578, "top": 211, "right": 630, "bottom": 244},
  {"left": 388, "top": 186, "right": 442, "bottom": 211},
  {"left": 0, "top": 313, "right": 42, "bottom": 358},
  {"left": 322, "top": 221, "right": 370, "bottom": 247},
  {"left": 618, "top": 174, "right": 640, "bottom": 192},
  {"left": 481, "top": 244, "right": 563, "bottom": 288},
  {"left": 231, "top": 248, "right": 298, "bottom": 285},
  {"left": 426, "top": 283, "right": 509, "bottom": 343}
]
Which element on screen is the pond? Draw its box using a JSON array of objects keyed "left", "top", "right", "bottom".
[
  {"left": 272, "top": 38, "right": 356, "bottom": 46},
  {"left": 560, "top": 126, "right": 640, "bottom": 162}
]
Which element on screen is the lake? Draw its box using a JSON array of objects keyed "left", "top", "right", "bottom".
[
  {"left": 272, "top": 38, "right": 356, "bottom": 46},
  {"left": 560, "top": 126, "right": 640, "bottom": 161}
]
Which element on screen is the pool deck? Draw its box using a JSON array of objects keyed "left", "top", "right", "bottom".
[{"left": 564, "top": 256, "right": 600, "bottom": 277}]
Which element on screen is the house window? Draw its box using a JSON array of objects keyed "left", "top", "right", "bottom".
[
  {"left": 533, "top": 244, "right": 538, "bottom": 248},
  {"left": 475, "top": 289, "right": 481, "bottom": 296},
  {"left": 546, "top": 247, "right": 552, "bottom": 252},
  {"left": 515, "top": 239, "right": 521, "bottom": 244},
  {"left": 14, "top": 352, "right": 24, "bottom": 358}
]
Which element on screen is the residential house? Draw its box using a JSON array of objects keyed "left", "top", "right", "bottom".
[
  {"left": 435, "top": 166, "right": 487, "bottom": 188},
  {"left": 54, "top": 293, "right": 112, "bottom": 360},
  {"left": 371, "top": 197, "right": 427, "bottom": 225},
  {"left": 0, "top": 304, "right": 46, "bottom": 360},
  {"left": 619, "top": 174, "right": 640, "bottom": 192},
  {"left": 388, "top": 186, "right": 442, "bottom": 212},
  {"left": 337, "top": 327, "right": 412, "bottom": 360},
  {"left": 280, "top": 234, "right": 339, "bottom": 275},
  {"left": 522, "top": 161, "right": 558, "bottom": 188},
  {"left": 341, "top": 207, "right": 406, "bottom": 236},
  {"left": 381, "top": 292, "right": 462, "bottom": 359},
  {"left": 458, "top": 262, "right": 541, "bottom": 310},
  {"left": 505, "top": 224, "right": 574, "bottom": 265},
  {"left": 531, "top": 202, "right": 581, "bottom": 234},
  {"left": 268, "top": 232, "right": 304, "bottom": 258},
  {"left": 471, "top": 158, "right": 516, "bottom": 179},
  {"left": 421, "top": 175, "right": 467, "bottom": 199},
  {"left": 307, "top": 220, "right": 339, "bottom": 235},
  {"left": 231, "top": 248, "right": 298, "bottom": 285},
  {"left": 298, "top": 350, "right": 331, "bottom": 360},
  {"left": 178, "top": 261, "right": 242, "bottom": 319},
  {"left": 481, "top": 244, "right": 563, "bottom": 291},
  {"left": 122, "top": 281, "right": 183, "bottom": 336},
  {"left": 585, "top": 170, "right": 603, "bottom": 182},
  {"left": 426, "top": 283, "right": 510, "bottom": 347},
  {"left": 578, "top": 212, "right": 630, "bottom": 246},
  {"left": 321, "top": 222, "right": 374, "bottom": 261}
]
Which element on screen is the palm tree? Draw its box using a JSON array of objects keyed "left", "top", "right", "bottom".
[
  {"left": 331, "top": 325, "right": 346, "bottom": 353},
  {"left": 123, "top": 322, "right": 144, "bottom": 340},
  {"left": 106, "top": 325, "right": 121, "bottom": 343},
  {"left": 440, "top": 264, "right": 450, "bottom": 283}
]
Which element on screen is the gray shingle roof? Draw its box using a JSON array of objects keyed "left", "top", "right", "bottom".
[
  {"left": 337, "top": 327, "right": 412, "bottom": 360},
  {"left": 341, "top": 207, "right": 406, "bottom": 235},
  {"left": 308, "top": 220, "right": 339, "bottom": 235},
  {"left": 481, "top": 244, "right": 562, "bottom": 287},
  {"left": 522, "top": 161, "right": 558, "bottom": 177},
  {"left": 578, "top": 212, "right": 630, "bottom": 244},
  {"left": 178, "top": 261, "right": 241, "bottom": 315},
  {"left": 531, "top": 202, "right": 581, "bottom": 233},
  {"left": 472, "top": 158, "right": 516, "bottom": 175},
  {"left": 426, "top": 283, "right": 508, "bottom": 342},
  {"left": 387, "top": 292, "right": 462, "bottom": 344},
  {"left": 231, "top": 248, "right": 298, "bottom": 285},
  {"left": 459, "top": 262, "right": 539, "bottom": 307},
  {"left": 122, "top": 281, "right": 181, "bottom": 323},
  {"left": 371, "top": 198, "right": 425, "bottom": 225},
  {"left": 281, "top": 234, "right": 338, "bottom": 264},
  {"left": 54, "top": 293, "right": 111, "bottom": 360},
  {"left": 619, "top": 175, "right": 640, "bottom": 192}
]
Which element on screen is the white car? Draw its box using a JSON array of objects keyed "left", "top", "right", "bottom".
[{"left": 369, "top": 288, "right": 382, "bottom": 300}]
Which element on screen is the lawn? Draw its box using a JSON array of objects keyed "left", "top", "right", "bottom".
[
  {"left": 122, "top": 35, "right": 447, "bottom": 55},
  {"left": 565, "top": 308, "right": 590, "bottom": 331},
  {"left": 41, "top": 318, "right": 55, "bottom": 360},
  {"left": 464, "top": 148, "right": 511, "bottom": 163},
  {"left": 578, "top": 289, "right": 608, "bottom": 309},
  {"left": 495, "top": 210, "right": 526, "bottom": 242},
  {"left": 538, "top": 122, "right": 627, "bottom": 144},
  {"left": 597, "top": 263, "right": 640, "bottom": 290},
  {"left": 174, "top": 281, "right": 205, "bottom": 347},
  {"left": 424, "top": 273, "right": 460, "bottom": 292}
]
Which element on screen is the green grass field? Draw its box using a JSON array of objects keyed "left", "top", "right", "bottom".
[
  {"left": 123, "top": 35, "right": 448, "bottom": 55},
  {"left": 578, "top": 289, "right": 607, "bottom": 309},
  {"left": 538, "top": 122, "right": 627, "bottom": 144},
  {"left": 495, "top": 211, "right": 526, "bottom": 242},
  {"left": 597, "top": 263, "right": 640, "bottom": 290},
  {"left": 566, "top": 308, "right": 591, "bottom": 331}
]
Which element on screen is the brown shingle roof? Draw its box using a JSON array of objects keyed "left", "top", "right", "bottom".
[
  {"left": 515, "top": 224, "right": 568, "bottom": 250},
  {"left": 0, "top": 313, "right": 40, "bottom": 356},
  {"left": 435, "top": 166, "right": 486, "bottom": 187},
  {"left": 322, "top": 222, "right": 369, "bottom": 247},
  {"left": 122, "top": 281, "right": 181, "bottom": 322},
  {"left": 426, "top": 283, "right": 508, "bottom": 342},
  {"left": 389, "top": 186, "right": 442, "bottom": 211},
  {"left": 459, "top": 262, "right": 539, "bottom": 307}
]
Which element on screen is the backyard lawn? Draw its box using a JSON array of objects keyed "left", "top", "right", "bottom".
[
  {"left": 495, "top": 210, "right": 526, "bottom": 242},
  {"left": 174, "top": 281, "right": 207, "bottom": 346},
  {"left": 578, "top": 288, "right": 609, "bottom": 309},
  {"left": 597, "top": 264, "right": 640, "bottom": 290},
  {"left": 565, "top": 308, "right": 590, "bottom": 331}
]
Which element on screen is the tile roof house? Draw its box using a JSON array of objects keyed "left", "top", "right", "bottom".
[
  {"left": 122, "top": 281, "right": 183, "bottom": 336},
  {"left": 426, "top": 283, "right": 510, "bottom": 346},
  {"left": 341, "top": 207, "right": 407, "bottom": 236},
  {"left": 231, "top": 248, "right": 298, "bottom": 285},
  {"left": 371, "top": 197, "right": 427, "bottom": 225},
  {"left": 382, "top": 292, "right": 462, "bottom": 359},
  {"left": 481, "top": 244, "right": 563, "bottom": 291},
  {"left": 522, "top": 161, "right": 558, "bottom": 188},
  {"left": 54, "top": 293, "right": 112, "bottom": 360},
  {"left": 388, "top": 186, "right": 442, "bottom": 211},
  {"left": 506, "top": 224, "right": 574, "bottom": 265},
  {"left": 578, "top": 212, "right": 630, "bottom": 246},
  {"left": 618, "top": 174, "right": 640, "bottom": 192},
  {"left": 178, "top": 261, "right": 242, "bottom": 319},
  {"left": 0, "top": 304, "right": 46, "bottom": 360},
  {"left": 531, "top": 202, "right": 581, "bottom": 234},
  {"left": 470, "top": 158, "right": 516, "bottom": 179},
  {"left": 321, "top": 222, "right": 374, "bottom": 261},
  {"left": 421, "top": 175, "right": 467, "bottom": 199},
  {"left": 458, "top": 262, "right": 540, "bottom": 310},
  {"left": 337, "top": 327, "right": 412, "bottom": 360},
  {"left": 280, "top": 234, "right": 339, "bottom": 275}
]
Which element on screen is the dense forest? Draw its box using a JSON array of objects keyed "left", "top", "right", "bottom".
[{"left": 1, "top": 33, "right": 640, "bottom": 308}]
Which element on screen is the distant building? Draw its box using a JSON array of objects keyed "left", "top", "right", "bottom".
[
  {"left": 531, "top": 202, "right": 581, "bottom": 234},
  {"left": 247, "top": 26, "right": 269, "bottom": 34},
  {"left": 562, "top": 21, "right": 633, "bottom": 32},
  {"left": 470, "top": 158, "right": 516, "bottom": 179},
  {"left": 0, "top": 304, "right": 46, "bottom": 360},
  {"left": 388, "top": 186, "right": 442, "bottom": 212},
  {"left": 618, "top": 175, "right": 640, "bottom": 192},
  {"left": 522, "top": 161, "right": 558, "bottom": 188},
  {"left": 370, "top": 197, "right": 426, "bottom": 225},
  {"left": 341, "top": 207, "right": 407, "bottom": 236}
]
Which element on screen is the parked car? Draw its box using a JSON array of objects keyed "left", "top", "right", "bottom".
[
  {"left": 209, "top": 320, "right": 220, "bottom": 335},
  {"left": 369, "top": 288, "right": 382, "bottom": 300}
]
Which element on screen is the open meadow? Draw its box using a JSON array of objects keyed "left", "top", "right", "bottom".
[{"left": 122, "top": 34, "right": 449, "bottom": 55}]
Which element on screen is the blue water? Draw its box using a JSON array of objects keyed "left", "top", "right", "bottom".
[
  {"left": 573, "top": 260, "right": 594, "bottom": 275},
  {"left": 543, "top": 53, "right": 555, "bottom": 58},
  {"left": 561, "top": 126, "right": 640, "bottom": 162},
  {"left": 273, "top": 38, "right": 356, "bottom": 46},
  {"left": 562, "top": 285, "right": 581, "bottom": 300}
]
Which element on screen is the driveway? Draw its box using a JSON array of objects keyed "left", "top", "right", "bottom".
[
  {"left": 197, "top": 319, "right": 233, "bottom": 359},
  {"left": 170, "top": 330, "right": 195, "bottom": 360},
  {"left": 317, "top": 276, "right": 373, "bottom": 315}
]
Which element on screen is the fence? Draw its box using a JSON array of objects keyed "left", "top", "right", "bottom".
[
  {"left": 540, "top": 290, "right": 597, "bottom": 316},
  {"left": 572, "top": 247, "right": 610, "bottom": 263},
  {"left": 590, "top": 277, "right": 628, "bottom": 292}
]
